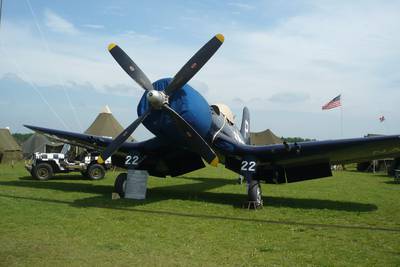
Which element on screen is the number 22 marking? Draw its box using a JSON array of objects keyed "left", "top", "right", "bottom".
[
  {"left": 241, "top": 161, "right": 256, "bottom": 172},
  {"left": 125, "top": 155, "right": 139, "bottom": 166}
]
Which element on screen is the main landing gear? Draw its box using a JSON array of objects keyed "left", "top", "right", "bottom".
[
  {"left": 242, "top": 179, "right": 263, "bottom": 209},
  {"left": 241, "top": 158, "right": 263, "bottom": 209},
  {"left": 114, "top": 173, "right": 127, "bottom": 198},
  {"left": 113, "top": 153, "right": 148, "bottom": 199},
  {"left": 113, "top": 170, "right": 148, "bottom": 199},
  {"left": 247, "top": 179, "right": 263, "bottom": 208}
]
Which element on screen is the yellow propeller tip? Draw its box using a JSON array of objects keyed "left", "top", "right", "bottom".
[
  {"left": 97, "top": 156, "right": 105, "bottom": 164},
  {"left": 108, "top": 43, "right": 117, "bottom": 51},
  {"left": 215, "top": 34, "right": 224, "bottom": 43},
  {"left": 210, "top": 157, "right": 219, "bottom": 167}
]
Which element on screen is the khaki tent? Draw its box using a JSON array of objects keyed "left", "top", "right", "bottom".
[
  {"left": 250, "top": 129, "right": 282, "bottom": 145},
  {"left": 0, "top": 128, "right": 23, "bottom": 163},
  {"left": 22, "top": 133, "right": 64, "bottom": 159},
  {"left": 85, "top": 105, "right": 134, "bottom": 141}
]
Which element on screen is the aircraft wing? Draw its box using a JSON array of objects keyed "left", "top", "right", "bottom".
[
  {"left": 217, "top": 134, "right": 400, "bottom": 183},
  {"left": 24, "top": 125, "right": 205, "bottom": 177}
]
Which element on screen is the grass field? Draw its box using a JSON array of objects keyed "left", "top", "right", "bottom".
[{"left": 0, "top": 162, "right": 399, "bottom": 266}]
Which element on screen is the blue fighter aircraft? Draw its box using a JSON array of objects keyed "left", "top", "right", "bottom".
[{"left": 25, "top": 34, "right": 400, "bottom": 207}]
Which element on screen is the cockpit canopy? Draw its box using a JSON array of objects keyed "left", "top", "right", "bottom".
[{"left": 211, "top": 103, "right": 235, "bottom": 125}]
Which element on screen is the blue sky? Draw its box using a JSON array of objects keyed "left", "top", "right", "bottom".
[{"left": 1, "top": 0, "right": 399, "bottom": 140}]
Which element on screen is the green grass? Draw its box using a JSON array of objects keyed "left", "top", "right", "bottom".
[{"left": 0, "top": 162, "right": 399, "bottom": 266}]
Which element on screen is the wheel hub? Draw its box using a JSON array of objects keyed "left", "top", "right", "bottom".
[{"left": 38, "top": 169, "right": 48, "bottom": 177}]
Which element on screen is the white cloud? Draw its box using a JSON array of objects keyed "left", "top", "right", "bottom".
[
  {"left": 83, "top": 24, "right": 105, "bottom": 29},
  {"left": 228, "top": 2, "right": 255, "bottom": 10},
  {"left": 268, "top": 92, "right": 310, "bottom": 103},
  {"left": 209, "top": 3, "right": 400, "bottom": 104},
  {"left": 44, "top": 9, "right": 79, "bottom": 35}
]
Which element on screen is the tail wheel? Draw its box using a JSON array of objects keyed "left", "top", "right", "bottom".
[
  {"left": 114, "top": 173, "right": 127, "bottom": 198},
  {"left": 248, "top": 179, "right": 263, "bottom": 207},
  {"left": 32, "top": 162, "right": 54, "bottom": 180},
  {"left": 87, "top": 164, "right": 105, "bottom": 180}
]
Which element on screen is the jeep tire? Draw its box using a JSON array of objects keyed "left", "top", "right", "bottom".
[
  {"left": 87, "top": 164, "right": 105, "bottom": 180},
  {"left": 32, "top": 162, "right": 54, "bottom": 181}
]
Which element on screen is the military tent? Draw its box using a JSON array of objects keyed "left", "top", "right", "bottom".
[
  {"left": 85, "top": 105, "right": 134, "bottom": 141},
  {"left": 0, "top": 128, "right": 23, "bottom": 163},
  {"left": 250, "top": 129, "right": 283, "bottom": 145},
  {"left": 22, "top": 133, "right": 64, "bottom": 158}
]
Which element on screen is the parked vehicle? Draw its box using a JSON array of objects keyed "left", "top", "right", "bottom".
[{"left": 25, "top": 145, "right": 111, "bottom": 180}]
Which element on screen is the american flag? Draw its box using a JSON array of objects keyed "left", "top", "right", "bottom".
[{"left": 322, "top": 95, "right": 341, "bottom": 110}]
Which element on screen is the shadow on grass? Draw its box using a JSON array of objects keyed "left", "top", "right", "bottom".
[
  {"left": 0, "top": 175, "right": 377, "bottom": 212},
  {"left": 0, "top": 193, "right": 397, "bottom": 233},
  {"left": 384, "top": 181, "right": 400, "bottom": 185},
  {"left": 19, "top": 175, "right": 90, "bottom": 181}
]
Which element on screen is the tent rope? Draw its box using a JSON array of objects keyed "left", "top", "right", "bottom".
[
  {"left": 0, "top": 0, "right": 69, "bottom": 130},
  {"left": 26, "top": 0, "right": 84, "bottom": 132}
]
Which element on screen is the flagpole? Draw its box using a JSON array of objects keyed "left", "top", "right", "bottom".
[
  {"left": 322, "top": 94, "right": 343, "bottom": 137},
  {"left": 340, "top": 94, "right": 343, "bottom": 137}
]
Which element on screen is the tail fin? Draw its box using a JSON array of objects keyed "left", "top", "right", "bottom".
[{"left": 240, "top": 107, "right": 250, "bottom": 145}]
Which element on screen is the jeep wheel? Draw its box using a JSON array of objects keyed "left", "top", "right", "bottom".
[
  {"left": 33, "top": 163, "right": 54, "bottom": 181},
  {"left": 87, "top": 164, "right": 105, "bottom": 180}
]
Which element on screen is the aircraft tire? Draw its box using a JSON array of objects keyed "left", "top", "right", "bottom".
[
  {"left": 87, "top": 164, "right": 105, "bottom": 180},
  {"left": 248, "top": 179, "right": 263, "bottom": 207},
  {"left": 32, "top": 162, "right": 54, "bottom": 181},
  {"left": 114, "top": 173, "right": 127, "bottom": 198}
]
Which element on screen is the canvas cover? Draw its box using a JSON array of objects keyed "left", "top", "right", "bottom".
[
  {"left": 250, "top": 129, "right": 283, "bottom": 145},
  {"left": 85, "top": 105, "right": 134, "bottom": 141},
  {"left": 0, "top": 128, "right": 23, "bottom": 163},
  {"left": 211, "top": 103, "right": 235, "bottom": 124},
  {"left": 22, "top": 133, "right": 63, "bottom": 158}
]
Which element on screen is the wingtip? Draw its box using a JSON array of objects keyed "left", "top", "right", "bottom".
[
  {"left": 108, "top": 43, "right": 117, "bottom": 51},
  {"left": 215, "top": 34, "right": 224, "bottom": 43},
  {"left": 210, "top": 156, "right": 219, "bottom": 167},
  {"left": 24, "top": 125, "right": 37, "bottom": 131}
]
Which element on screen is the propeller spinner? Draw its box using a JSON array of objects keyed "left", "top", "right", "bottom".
[{"left": 98, "top": 34, "right": 224, "bottom": 166}]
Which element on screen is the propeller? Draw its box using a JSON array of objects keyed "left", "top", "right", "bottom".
[
  {"left": 108, "top": 43, "right": 154, "bottom": 91},
  {"left": 97, "top": 109, "right": 150, "bottom": 164},
  {"left": 163, "top": 105, "right": 218, "bottom": 166},
  {"left": 98, "top": 34, "right": 224, "bottom": 166},
  {"left": 164, "top": 34, "right": 224, "bottom": 96}
]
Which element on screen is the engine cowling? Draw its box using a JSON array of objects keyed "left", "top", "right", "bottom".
[{"left": 137, "top": 78, "right": 212, "bottom": 141}]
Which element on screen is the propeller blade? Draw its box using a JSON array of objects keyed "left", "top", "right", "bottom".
[
  {"left": 163, "top": 105, "right": 218, "bottom": 167},
  {"left": 164, "top": 34, "right": 224, "bottom": 96},
  {"left": 97, "top": 109, "right": 151, "bottom": 163},
  {"left": 108, "top": 43, "right": 154, "bottom": 91}
]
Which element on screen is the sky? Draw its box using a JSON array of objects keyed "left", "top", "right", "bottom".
[{"left": 0, "top": 0, "right": 399, "bottom": 141}]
